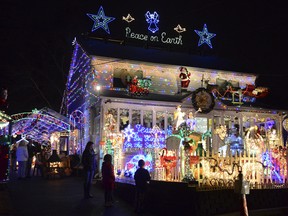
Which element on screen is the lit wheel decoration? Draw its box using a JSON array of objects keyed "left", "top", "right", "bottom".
[{"left": 191, "top": 88, "right": 215, "bottom": 114}]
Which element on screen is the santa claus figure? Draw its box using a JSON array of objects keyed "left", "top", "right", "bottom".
[{"left": 179, "top": 66, "right": 191, "bottom": 92}]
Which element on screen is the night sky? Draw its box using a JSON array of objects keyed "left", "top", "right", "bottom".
[{"left": 1, "top": 0, "right": 288, "bottom": 115}]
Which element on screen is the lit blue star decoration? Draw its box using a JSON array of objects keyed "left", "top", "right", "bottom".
[
  {"left": 87, "top": 6, "right": 115, "bottom": 34},
  {"left": 194, "top": 24, "right": 216, "bottom": 48},
  {"left": 145, "top": 11, "right": 159, "bottom": 33}
]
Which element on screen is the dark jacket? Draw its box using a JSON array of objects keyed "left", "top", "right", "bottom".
[
  {"left": 27, "top": 144, "right": 36, "bottom": 159},
  {"left": 134, "top": 168, "right": 151, "bottom": 192},
  {"left": 82, "top": 149, "right": 97, "bottom": 171}
]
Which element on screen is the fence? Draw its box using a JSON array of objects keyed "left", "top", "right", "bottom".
[{"left": 152, "top": 147, "right": 288, "bottom": 189}]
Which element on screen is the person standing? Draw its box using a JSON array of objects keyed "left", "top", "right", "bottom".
[
  {"left": 82, "top": 141, "right": 97, "bottom": 199},
  {"left": 134, "top": 159, "right": 151, "bottom": 214},
  {"left": 101, "top": 154, "right": 115, "bottom": 207},
  {"left": 35, "top": 148, "right": 48, "bottom": 178},
  {"left": 16, "top": 140, "right": 28, "bottom": 179},
  {"left": 26, "top": 139, "right": 36, "bottom": 178},
  {"left": 10, "top": 143, "right": 17, "bottom": 172}
]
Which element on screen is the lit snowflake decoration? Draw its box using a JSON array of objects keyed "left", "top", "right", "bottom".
[
  {"left": 87, "top": 6, "right": 115, "bottom": 34},
  {"left": 145, "top": 11, "right": 159, "bottom": 33},
  {"left": 194, "top": 24, "right": 216, "bottom": 48},
  {"left": 123, "top": 124, "right": 135, "bottom": 142}
]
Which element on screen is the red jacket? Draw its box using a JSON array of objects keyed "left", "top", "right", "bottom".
[{"left": 101, "top": 162, "right": 115, "bottom": 190}]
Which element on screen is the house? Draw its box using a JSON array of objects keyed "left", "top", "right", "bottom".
[{"left": 62, "top": 35, "right": 287, "bottom": 185}]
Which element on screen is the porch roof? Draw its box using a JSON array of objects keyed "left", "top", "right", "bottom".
[{"left": 11, "top": 107, "right": 70, "bottom": 143}]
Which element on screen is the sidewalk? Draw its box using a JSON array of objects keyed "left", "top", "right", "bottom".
[
  {"left": 0, "top": 183, "right": 12, "bottom": 215},
  {"left": 2, "top": 174, "right": 288, "bottom": 216},
  {"left": 215, "top": 207, "right": 288, "bottom": 216},
  {"left": 0, "top": 175, "right": 150, "bottom": 216}
]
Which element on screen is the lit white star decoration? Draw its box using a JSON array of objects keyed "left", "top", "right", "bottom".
[
  {"left": 194, "top": 24, "right": 216, "bottom": 48},
  {"left": 87, "top": 6, "right": 115, "bottom": 34},
  {"left": 123, "top": 124, "right": 135, "bottom": 142}
]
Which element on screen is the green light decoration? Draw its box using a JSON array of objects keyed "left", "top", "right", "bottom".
[
  {"left": 128, "top": 77, "right": 152, "bottom": 96},
  {"left": 202, "top": 130, "right": 212, "bottom": 140},
  {"left": 105, "top": 140, "right": 113, "bottom": 155},
  {"left": 182, "top": 139, "right": 195, "bottom": 183},
  {"left": 171, "top": 121, "right": 198, "bottom": 182}
]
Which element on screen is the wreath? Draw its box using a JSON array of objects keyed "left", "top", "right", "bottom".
[{"left": 191, "top": 88, "right": 215, "bottom": 114}]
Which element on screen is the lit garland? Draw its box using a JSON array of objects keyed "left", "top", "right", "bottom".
[
  {"left": 0, "top": 111, "right": 12, "bottom": 121},
  {"left": 11, "top": 111, "right": 70, "bottom": 143},
  {"left": 182, "top": 140, "right": 195, "bottom": 182},
  {"left": 66, "top": 41, "right": 91, "bottom": 113},
  {"left": 88, "top": 56, "right": 257, "bottom": 96}
]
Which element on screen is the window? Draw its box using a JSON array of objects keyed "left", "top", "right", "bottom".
[
  {"left": 143, "top": 110, "right": 153, "bottom": 128},
  {"left": 120, "top": 108, "right": 129, "bottom": 130},
  {"left": 156, "top": 111, "right": 165, "bottom": 129},
  {"left": 132, "top": 110, "right": 141, "bottom": 127}
]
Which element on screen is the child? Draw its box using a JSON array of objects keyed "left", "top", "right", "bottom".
[
  {"left": 101, "top": 154, "right": 115, "bottom": 207},
  {"left": 134, "top": 159, "right": 151, "bottom": 214}
]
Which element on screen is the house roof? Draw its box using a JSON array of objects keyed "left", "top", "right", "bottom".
[{"left": 77, "top": 35, "right": 254, "bottom": 75}]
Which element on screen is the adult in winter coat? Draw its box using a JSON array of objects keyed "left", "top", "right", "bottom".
[
  {"left": 26, "top": 139, "right": 36, "bottom": 178},
  {"left": 82, "top": 141, "right": 97, "bottom": 199},
  {"left": 16, "top": 140, "right": 28, "bottom": 179}
]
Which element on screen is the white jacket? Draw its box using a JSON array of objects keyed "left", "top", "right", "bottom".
[{"left": 16, "top": 146, "right": 28, "bottom": 162}]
